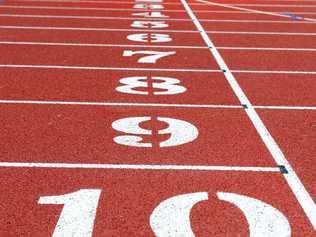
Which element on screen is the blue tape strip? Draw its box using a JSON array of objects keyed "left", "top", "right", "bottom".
[
  {"left": 281, "top": 12, "right": 304, "bottom": 21},
  {"left": 278, "top": 165, "right": 289, "bottom": 174}
]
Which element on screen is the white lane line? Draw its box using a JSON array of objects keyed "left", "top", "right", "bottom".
[
  {"left": 9, "top": 0, "right": 316, "bottom": 8},
  {"left": 0, "top": 25, "right": 198, "bottom": 33},
  {"left": 196, "top": 0, "right": 316, "bottom": 22},
  {"left": 0, "top": 100, "right": 243, "bottom": 109},
  {"left": 10, "top": 0, "right": 316, "bottom": 3},
  {"left": 0, "top": 41, "right": 207, "bottom": 49},
  {"left": 208, "top": 31, "right": 316, "bottom": 36},
  {"left": 1, "top": 64, "right": 316, "bottom": 74},
  {"left": 230, "top": 4, "right": 316, "bottom": 7},
  {"left": 199, "top": 19, "right": 316, "bottom": 24},
  {"left": 219, "top": 46, "right": 316, "bottom": 51},
  {"left": 2, "top": 5, "right": 315, "bottom": 14},
  {"left": 3, "top": 41, "right": 316, "bottom": 51},
  {"left": 0, "top": 5, "right": 188, "bottom": 12},
  {"left": 2, "top": 26, "right": 316, "bottom": 36},
  {"left": 0, "top": 14, "right": 192, "bottom": 21},
  {"left": 182, "top": 0, "right": 316, "bottom": 229},
  {"left": 0, "top": 162, "right": 281, "bottom": 172},
  {"left": 0, "top": 64, "right": 221, "bottom": 72},
  {"left": 0, "top": 100, "right": 316, "bottom": 111},
  {"left": 1, "top": 14, "right": 316, "bottom": 24},
  {"left": 7, "top": 0, "right": 203, "bottom": 5},
  {"left": 254, "top": 106, "right": 316, "bottom": 110},
  {"left": 232, "top": 70, "right": 316, "bottom": 74}
]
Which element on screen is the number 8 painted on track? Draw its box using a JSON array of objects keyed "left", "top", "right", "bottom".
[{"left": 116, "top": 76, "right": 186, "bottom": 95}]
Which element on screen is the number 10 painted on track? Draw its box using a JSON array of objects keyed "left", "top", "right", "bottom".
[{"left": 38, "top": 189, "right": 291, "bottom": 237}]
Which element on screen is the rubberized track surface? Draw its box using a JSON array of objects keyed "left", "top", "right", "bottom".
[{"left": 0, "top": 0, "right": 315, "bottom": 236}]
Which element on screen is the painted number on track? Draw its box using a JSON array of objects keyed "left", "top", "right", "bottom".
[
  {"left": 38, "top": 189, "right": 101, "bottom": 237},
  {"left": 123, "top": 50, "right": 175, "bottom": 63},
  {"left": 116, "top": 76, "right": 186, "bottom": 95},
  {"left": 38, "top": 190, "right": 291, "bottom": 237},
  {"left": 127, "top": 33, "right": 172, "bottom": 43},
  {"left": 112, "top": 116, "right": 198, "bottom": 148}
]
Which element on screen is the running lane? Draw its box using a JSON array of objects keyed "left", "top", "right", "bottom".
[{"left": 0, "top": 0, "right": 315, "bottom": 236}]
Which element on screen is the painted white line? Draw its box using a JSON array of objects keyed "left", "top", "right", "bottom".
[
  {"left": 182, "top": 0, "right": 316, "bottom": 229},
  {"left": 0, "top": 162, "right": 281, "bottom": 172},
  {"left": 207, "top": 31, "right": 316, "bottom": 36},
  {"left": 0, "top": 5, "right": 188, "bottom": 12},
  {"left": 254, "top": 106, "right": 316, "bottom": 110},
  {"left": 2, "top": 5, "right": 315, "bottom": 14},
  {"left": 0, "top": 64, "right": 220, "bottom": 72},
  {"left": 232, "top": 70, "right": 316, "bottom": 75},
  {"left": 0, "top": 41, "right": 206, "bottom": 49},
  {"left": 218, "top": 46, "right": 316, "bottom": 52},
  {"left": 1, "top": 14, "right": 315, "bottom": 24},
  {"left": 231, "top": 4, "right": 316, "bottom": 7},
  {"left": 196, "top": 0, "right": 316, "bottom": 22},
  {"left": 0, "top": 25, "right": 198, "bottom": 33},
  {"left": 2, "top": 26, "right": 316, "bottom": 36},
  {"left": 200, "top": 19, "right": 316, "bottom": 24},
  {"left": 0, "top": 100, "right": 243, "bottom": 109},
  {"left": 0, "top": 14, "right": 191, "bottom": 21},
  {"left": 1, "top": 41, "right": 315, "bottom": 52},
  {"left": 1, "top": 64, "right": 316, "bottom": 74},
  {"left": 8, "top": 0, "right": 203, "bottom": 5},
  {"left": 11, "top": 0, "right": 316, "bottom": 3},
  {"left": 0, "top": 100, "right": 315, "bottom": 111}
]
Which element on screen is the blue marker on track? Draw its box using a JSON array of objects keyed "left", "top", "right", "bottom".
[{"left": 281, "top": 12, "right": 304, "bottom": 21}]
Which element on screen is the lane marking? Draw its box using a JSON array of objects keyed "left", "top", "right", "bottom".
[
  {"left": 0, "top": 41, "right": 207, "bottom": 49},
  {"left": 0, "top": 100, "right": 242, "bottom": 109},
  {"left": 1, "top": 64, "right": 316, "bottom": 74},
  {"left": 2, "top": 26, "right": 316, "bottom": 36},
  {"left": 196, "top": 0, "right": 316, "bottom": 22},
  {"left": 0, "top": 162, "right": 282, "bottom": 172},
  {"left": 0, "top": 100, "right": 315, "bottom": 111},
  {"left": 7, "top": 0, "right": 203, "bottom": 5},
  {"left": 182, "top": 0, "right": 316, "bottom": 229},
  {"left": 232, "top": 70, "right": 316, "bottom": 74},
  {"left": 0, "top": 14, "right": 192, "bottom": 21},
  {"left": 207, "top": 30, "right": 316, "bottom": 36},
  {"left": 0, "top": 64, "right": 221, "bottom": 72},
  {"left": 3, "top": 41, "right": 316, "bottom": 51},
  {"left": 227, "top": 4, "right": 316, "bottom": 8},
  {"left": 255, "top": 106, "right": 316, "bottom": 110},
  {"left": 1, "top": 14, "right": 316, "bottom": 24},
  {"left": 2, "top": 5, "right": 316, "bottom": 14},
  {"left": 0, "top": 25, "right": 198, "bottom": 33},
  {"left": 0, "top": 5, "right": 189, "bottom": 11},
  {"left": 10, "top": 0, "right": 316, "bottom": 8},
  {"left": 10, "top": 0, "right": 316, "bottom": 3},
  {"left": 218, "top": 46, "right": 316, "bottom": 51}
]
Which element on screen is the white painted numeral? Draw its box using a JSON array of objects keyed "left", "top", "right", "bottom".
[
  {"left": 150, "top": 192, "right": 208, "bottom": 237},
  {"left": 134, "top": 3, "right": 164, "bottom": 9},
  {"left": 150, "top": 192, "right": 291, "bottom": 237},
  {"left": 132, "top": 12, "right": 169, "bottom": 18},
  {"left": 217, "top": 192, "right": 291, "bottom": 237},
  {"left": 131, "top": 21, "right": 168, "bottom": 29},
  {"left": 112, "top": 116, "right": 198, "bottom": 147},
  {"left": 38, "top": 189, "right": 101, "bottom": 237},
  {"left": 123, "top": 50, "right": 175, "bottom": 64},
  {"left": 116, "top": 76, "right": 186, "bottom": 95},
  {"left": 127, "top": 33, "right": 172, "bottom": 43}
]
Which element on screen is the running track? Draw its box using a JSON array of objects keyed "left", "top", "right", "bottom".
[{"left": 0, "top": 0, "right": 315, "bottom": 236}]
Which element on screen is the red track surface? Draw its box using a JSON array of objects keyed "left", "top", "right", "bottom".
[{"left": 0, "top": 0, "right": 315, "bottom": 236}]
